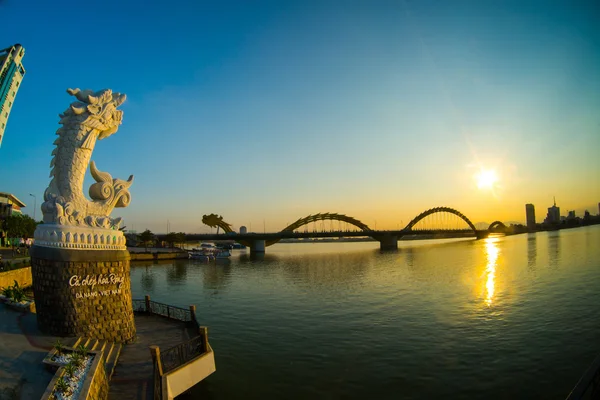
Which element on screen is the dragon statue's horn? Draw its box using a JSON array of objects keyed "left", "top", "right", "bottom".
[
  {"left": 114, "top": 175, "right": 134, "bottom": 190},
  {"left": 67, "top": 88, "right": 97, "bottom": 104},
  {"left": 115, "top": 94, "right": 127, "bottom": 107},
  {"left": 90, "top": 161, "right": 113, "bottom": 183}
]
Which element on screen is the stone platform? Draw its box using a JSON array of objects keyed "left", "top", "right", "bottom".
[
  {"left": 0, "top": 304, "right": 192, "bottom": 400},
  {"left": 0, "top": 303, "right": 57, "bottom": 399},
  {"left": 108, "top": 314, "right": 194, "bottom": 400}
]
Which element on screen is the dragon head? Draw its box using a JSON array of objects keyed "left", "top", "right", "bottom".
[
  {"left": 63, "top": 88, "right": 127, "bottom": 140},
  {"left": 202, "top": 214, "right": 223, "bottom": 228}
]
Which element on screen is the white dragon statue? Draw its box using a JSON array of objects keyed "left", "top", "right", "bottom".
[{"left": 40, "top": 88, "right": 133, "bottom": 230}]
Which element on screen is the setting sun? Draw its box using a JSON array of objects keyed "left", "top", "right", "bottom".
[{"left": 475, "top": 169, "right": 498, "bottom": 190}]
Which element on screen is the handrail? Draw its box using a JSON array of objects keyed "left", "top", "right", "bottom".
[
  {"left": 139, "top": 295, "right": 208, "bottom": 399},
  {"left": 154, "top": 361, "right": 161, "bottom": 400},
  {"left": 160, "top": 333, "right": 206, "bottom": 374},
  {"left": 150, "top": 346, "right": 164, "bottom": 400},
  {"left": 132, "top": 296, "right": 193, "bottom": 322},
  {"left": 566, "top": 353, "right": 600, "bottom": 400}
]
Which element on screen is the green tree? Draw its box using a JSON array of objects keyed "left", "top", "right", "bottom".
[
  {"left": 2, "top": 214, "right": 38, "bottom": 240},
  {"left": 165, "top": 232, "right": 177, "bottom": 248},
  {"left": 138, "top": 229, "right": 155, "bottom": 251},
  {"left": 175, "top": 232, "right": 187, "bottom": 248}
]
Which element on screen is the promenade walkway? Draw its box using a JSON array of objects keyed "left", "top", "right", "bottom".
[
  {"left": 106, "top": 314, "right": 192, "bottom": 400},
  {"left": 0, "top": 303, "right": 192, "bottom": 400},
  {"left": 0, "top": 303, "right": 57, "bottom": 399}
]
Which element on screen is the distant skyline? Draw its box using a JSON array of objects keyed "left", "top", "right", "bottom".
[{"left": 0, "top": 0, "right": 599, "bottom": 233}]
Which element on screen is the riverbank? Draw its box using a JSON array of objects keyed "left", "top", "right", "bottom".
[{"left": 127, "top": 247, "right": 188, "bottom": 261}]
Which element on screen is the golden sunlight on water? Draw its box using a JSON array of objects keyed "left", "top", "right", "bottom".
[
  {"left": 130, "top": 226, "right": 600, "bottom": 399},
  {"left": 484, "top": 237, "right": 500, "bottom": 306}
]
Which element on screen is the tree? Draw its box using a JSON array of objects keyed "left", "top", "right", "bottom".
[
  {"left": 165, "top": 232, "right": 177, "bottom": 248},
  {"left": 138, "top": 229, "right": 155, "bottom": 251},
  {"left": 175, "top": 232, "right": 187, "bottom": 248},
  {"left": 2, "top": 214, "right": 38, "bottom": 240}
]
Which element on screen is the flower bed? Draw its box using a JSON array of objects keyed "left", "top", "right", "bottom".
[
  {"left": 42, "top": 342, "right": 100, "bottom": 400},
  {"left": 0, "top": 280, "right": 35, "bottom": 312},
  {"left": 0, "top": 293, "right": 35, "bottom": 312},
  {"left": 48, "top": 354, "right": 94, "bottom": 400}
]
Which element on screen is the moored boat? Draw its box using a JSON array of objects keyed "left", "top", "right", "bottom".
[{"left": 188, "top": 247, "right": 231, "bottom": 261}]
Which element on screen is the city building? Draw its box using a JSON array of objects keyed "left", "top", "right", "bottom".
[
  {"left": 0, "top": 192, "right": 26, "bottom": 246},
  {"left": 239, "top": 226, "right": 247, "bottom": 234},
  {"left": 545, "top": 197, "right": 560, "bottom": 224},
  {"left": 0, "top": 191, "right": 25, "bottom": 217},
  {"left": 567, "top": 210, "right": 576, "bottom": 220},
  {"left": 0, "top": 43, "right": 26, "bottom": 147},
  {"left": 525, "top": 204, "right": 536, "bottom": 230}
]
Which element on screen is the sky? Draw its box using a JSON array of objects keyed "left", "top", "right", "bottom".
[{"left": 0, "top": 0, "right": 599, "bottom": 233}]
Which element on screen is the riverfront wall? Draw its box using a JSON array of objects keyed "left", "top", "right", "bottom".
[
  {"left": 129, "top": 250, "right": 188, "bottom": 261},
  {"left": 30, "top": 246, "right": 136, "bottom": 343},
  {"left": 0, "top": 266, "right": 32, "bottom": 289}
]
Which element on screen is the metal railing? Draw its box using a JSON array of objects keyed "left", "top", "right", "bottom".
[
  {"left": 150, "top": 346, "right": 163, "bottom": 400},
  {"left": 160, "top": 333, "right": 206, "bottom": 374},
  {"left": 149, "top": 301, "right": 191, "bottom": 322},
  {"left": 139, "top": 295, "right": 207, "bottom": 399},
  {"left": 132, "top": 299, "right": 146, "bottom": 313},
  {"left": 566, "top": 354, "right": 600, "bottom": 400},
  {"left": 132, "top": 296, "right": 193, "bottom": 322}
]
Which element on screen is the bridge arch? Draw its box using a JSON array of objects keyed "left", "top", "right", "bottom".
[
  {"left": 282, "top": 213, "right": 371, "bottom": 233},
  {"left": 488, "top": 221, "right": 506, "bottom": 231},
  {"left": 405, "top": 207, "right": 477, "bottom": 233},
  {"left": 266, "top": 213, "right": 371, "bottom": 246}
]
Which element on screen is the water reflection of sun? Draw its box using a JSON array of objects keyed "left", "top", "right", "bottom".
[{"left": 484, "top": 237, "right": 500, "bottom": 306}]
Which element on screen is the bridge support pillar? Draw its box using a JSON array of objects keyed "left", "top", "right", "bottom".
[
  {"left": 476, "top": 231, "right": 489, "bottom": 239},
  {"left": 378, "top": 235, "right": 398, "bottom": 251},
  {"left": 251, "top": 239, "right": 266, "bottom": 254}
]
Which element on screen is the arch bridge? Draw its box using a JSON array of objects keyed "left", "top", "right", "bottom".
[
  {"left": 488, "top": 221, "right": 507, "bottom": 232},
  {"left": 182, "top": 206, "right": 490, "bottom": 253}
]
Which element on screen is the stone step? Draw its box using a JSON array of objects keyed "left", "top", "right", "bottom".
[
  {"left": 67, "top": 336, "right": 83, "bottom": 348},
  {"left": 57, "top": 337, "right": 122, "bottom": 381},
  {"left": 80, "top": 337, "right": 93, "bottom": 349},
  {"left": 103, "top": 341, "right": 115, "bottom": 366},
  {"left": 91, "top": 339, "right": 109, "bottom": 355},
  {"left": 104, "top": 342, "right": 122, "bottom": 381}
]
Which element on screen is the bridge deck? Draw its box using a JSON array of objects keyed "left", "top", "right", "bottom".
[{"left": 173, "top": 229, "right": 484, "bottom": 242}]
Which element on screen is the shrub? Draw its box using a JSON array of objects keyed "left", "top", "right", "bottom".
[
  {"left": 76, "top": 344, "right": 89, "bottom": 357},
  {"left": 10, "top": 281, "right": 24, "bottom": 303},
  {"left": 54, "top": 339, "right": 64, "bottom": 355},
  {"left": 64, "top": 362, "right": 76, "bottom": 378},
  {"left": 2, "top": 285, "right": 13, "bottom": 299},
  {"left": 55, "top": 377, "right": 69, "bottom": 394},
  {"left": 70, "top": 352, "right": 82, "bottom": 367}
]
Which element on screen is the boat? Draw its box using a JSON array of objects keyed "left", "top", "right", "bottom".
[
  {"left": 188, "top": 250, "right": 214, "bottom": 261},
  {"left": 188, "top": 247, "right": 231, "bottom": 261},
  {"left": 214, "top": 249, "right": 232, "bottom": 259}
]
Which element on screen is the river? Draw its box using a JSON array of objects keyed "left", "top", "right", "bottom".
[{"left": 130, "top": 225, "right": 600, "bottom": 399}]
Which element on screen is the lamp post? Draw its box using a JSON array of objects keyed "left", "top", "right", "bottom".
[{"left": 29, "top": 194, "right": 36, "bottom": 221}]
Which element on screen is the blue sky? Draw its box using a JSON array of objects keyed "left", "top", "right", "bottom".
[{"left": 1, "top": 0, "right": 599, "bottom": 233}]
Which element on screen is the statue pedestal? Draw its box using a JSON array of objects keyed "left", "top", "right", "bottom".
[{"left": 30, "top": 245, "right": 136, "bottom": 343}]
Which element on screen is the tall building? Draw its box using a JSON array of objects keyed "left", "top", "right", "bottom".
[
  {"left": 0, "top": 44, "right": 26, "bottom": 147},
  {"left": 545, "top": 197, "right": 561, "bottom": 224},
  {"left": 0, "top": 192, "right": 26, "bottom": 246},
  {"left": 0, "top": 191, "right": 26, "bottom": 217},
  {"left": 525, "top": 204, "right": 536, "bottom": 230}
]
